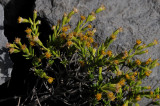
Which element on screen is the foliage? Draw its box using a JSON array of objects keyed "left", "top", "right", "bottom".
[{"left": 7, "top": 5, "right": 160, "bottom": 106}]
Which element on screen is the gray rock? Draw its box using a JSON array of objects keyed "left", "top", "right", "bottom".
[
  {"left": 0, "top": 4, "right": 13, "bottom": 85},
  {"left": 35, "top": 0, "right": 160, "bottom": 105}
]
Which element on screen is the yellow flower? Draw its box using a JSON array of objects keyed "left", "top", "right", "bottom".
[
  {"left": 14, "top": 37, "right": 21, "bottom": 44},
  {"left": 26, "top": 34, "right": 32, "bottom": 39},
  {"left": 147, "top": 86, "right": 151, "bottom": 90},
  {"left": 101, "top": 50, "right": 106, "bottom": 55},
  {"left": 116, "top": 83, "right": 122, "bottom": 92},
  {"left": 86, "top": 42, "right": 90, "bottom": 47},
  {"left": 87, "top": 31, "right": 94, "bottom": 36},
  {"left": 145, "top": 70, "right": 152, "bottom": 77},
  {"left": 87, "top": 24, "right": 92, "bottom": 28},
  {"left": 133, "top": 71, "right": 138, "bottom": 76},
  {"left": 116, "top": 70, "right": 122, "bottom": 76},
  {"left": 51, "top": 25, "right": 56, "bottom": 30},
  {"left": 73, "top": 7, "right": 78, "bottom": 13},
  {"left": 146, "top": 57, "right": 152, "bottom": 65},
  {"left": 18, "top": 16, "right": 23, "bottom": 23},
  {"left": 156, "top": 95, "right": 160, "bottom": 99},
  {"left": 21, "top": 44, "right": 27, "bottom": 51},
  {"left": 60, "top": 33, "right": 66, "bottom": 39},
  {"left": 153, "top": 39, "right": 158, "bottom": 45},
  {"left": 47, "top": 77, "right": 54, "bottom": 84},
  {"left": 88, "top": 37, "right": 94, "bottom": 43},
  {"left": 136, "top": 39, "right": 142, "bottom": 45},
  {"left": 9, "top": 48, "right": 15, "bottom": 54},
  {"left": 66, "top": 41, "right": 73, "bottom": 47},
  {"left": 135, "top": 59, "right": 141, "bottom": 65},
  {"left": 150, "top": 91, "right": 154, "bottom": 95},
  {"left": 106, "top": 50, "right": 112, "bottom": 57},
  {"left": 122, "top": 50, "right": 128, "bottom": 59},
  {"left": 25, "top": 28, "right": 32, "bottom": 34},
  {"left": 95, "top": 93, "right": 102, "bottom": 101},
  {"left": 45, "top": 52, "right": 51, "bottom": 59},
  {"left": 67, "top": 33, "right": 73, "bottom": 39},
  {"left": 114, "top": 60, "right": 119, "bottom": 65},
  {"left": 107, "top": 92, "right": 115, "bottom": 101},
  {"left": 111, "top": 34, "right": 116, "bottom": 40},
  {"left": 118, "top": 27, "right": 123, "bottom": 32},
  {"left": 30, "top": 41, "right": 35, "bottom": 46},
  {"left": 125, "top": 74, "right": 130, "bottom": 80},
  {"left": 62, "top": 26, "right": 70, "bottom": 32},
  {"left": 81, "top": 16, "right": 86, "bottom": 20},
  {"left": 119, "top": 79, "right": 126, "bottom": 86},
  {"left": 136, "top": 95, "right": 141, "bottom": 101},
  {"left": 83, "top": 35, "right": 88, "bottom": 40},
  {"left": 130, "top": 75, "right": 135, "bottom": 81}
]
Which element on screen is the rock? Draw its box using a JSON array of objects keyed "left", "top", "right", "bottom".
[{"left": 0, "top": 4, "right": 13, "bottom": 85}]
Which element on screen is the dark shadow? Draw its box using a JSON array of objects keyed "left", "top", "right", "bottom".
[
  {"left": 0, "top": 47, "right": 13, "bottom": 82},
  {"left": 0, "top": 25, "right": 4, "bottom": 30}
]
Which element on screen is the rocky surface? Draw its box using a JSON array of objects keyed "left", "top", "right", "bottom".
[
  {"left": 0, "top": 3, "right": 12, "bottom": 85},
  {"left": 0, "top": 0, "right": 160, "bottom": 105}
]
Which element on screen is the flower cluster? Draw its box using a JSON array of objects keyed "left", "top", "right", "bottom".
[{"left": 7, "top": 4, "right": 160, "bottom": 106}]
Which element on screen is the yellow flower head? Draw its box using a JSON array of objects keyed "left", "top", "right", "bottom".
[
  {"left": 101, "top": 50, "right": 106, "bottom": 55},
  {"left": 60, "top": 33, "right": 66, "bottom": 39},
  {"left": 83, "top": 35, "right": 88, "bottom": 40},
  {"left": 87, "top": 24, "right": 92, "bottom": 28},
  {"left": 107, "top": 92, "right": 115, "bottom": 101},
  {"left": 21, "top": 44, "right": 27, "bottom": 51},
  {"left": 87, "top": 31, "right": 94, "bottom": 37},
  {"left": 146, "top": 57, "right": 152, "bottom": 65},
  {"left": 45, "top": 52, "right": 51, "bottom": 59},
  {"left": 25, "top": 28, "right": 32, "bottom": 34},
  {"left": 62, "top": 26, "right": 70, "bottom": 32},
  {"left": 153, "top": 39, "right": 158, "bottom": 45},
  {"left": 111, "top": 34, "right": 116, "bottom": 40},
  {"left": 119, "top": 79, "right": 126, "bottom": 86},
  {"left": 14, "top": 37, "right": 21, "bottom": 44},
  {"left": 116, "top": 70, "right": 122, "bottom": 76},
  {"left": 150, "top": 91, "right": 154, "bottom": 95},
  {"left": 136, "top": 39, "right": 142, "bottom": 45},
  {"left": 133, "top": 71, "right": 138, "bottom": 76},
  {"left": 114, "top": 60, "right": 119, "bottom": 65},
  {"left": 88, "top": 37, "right": 94, "bottom": 43},
  {"left": 125, "top": 74, "right": 130, "bottom": 80},
  {"left": 116, "top": 83, "right": 122, "bottom": 92},
  {"left": 81, "top": 15, "right": 86, "bottom": 20},
  {"left": 9, "top": 48, "right": 15, "bottom": 54},
  {"left": 156, "top": 95, "right": 160, "bottom": 99},
  {"left": 48, "top": 77, "right": 54, "bottom": 84},
  {"left": 86, "top": 42, "right": 90, "bottom": 47},
  {"left": 51, "top": 25, "right": 56, "bottom": 30},
  {"left": 145, "top": 70, "right": 152, "bottom": 77},
  {"left": 136, "top": 95, "right": 141, "bottom": 101},
  {"left": 130, "top": 75, "right": 135, "bottom": 81},
  {"left": 67, "top": 41, "right": 73, "bottom": 47},
  {"left": 147, "top": 86, "right": 151, "bottom": 90},
  {"left": 18, "top": 16, "right": 23, "bottom": 23},
  {"left": 67, "top": 33, "right": 73, "bottom": 39},
  {"left": 73, "top": 7, "right": 78, "bottom": 13},
  {"left": 95, "top": 93, "right": 102, "bottom": 101},
  {"left": 135, "top": 59, "right": 141, "bottom": 66},
  {"left": 106, "top": 50, "right": 112, "bottom": 57},
  {"left": 30, "top": 41, "right": 35, "bottom": 46}
]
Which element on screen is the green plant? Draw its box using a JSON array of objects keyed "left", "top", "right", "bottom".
[{"left": 7, "top": 5, "right": 159, "bottom": 106}]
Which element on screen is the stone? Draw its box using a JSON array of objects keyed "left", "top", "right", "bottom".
[{"left": 0, "top": 4, "right": 13, "bottom": 85}]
